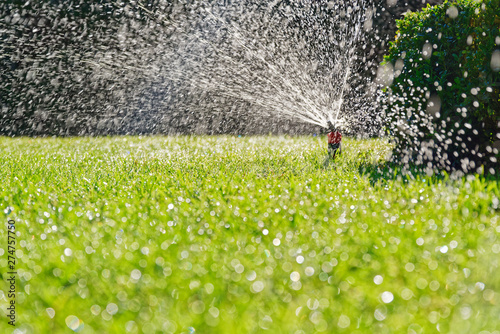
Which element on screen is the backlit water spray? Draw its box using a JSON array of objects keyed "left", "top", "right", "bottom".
[{"left": 1, "top": 0, "right": 378, "bottom": 135}]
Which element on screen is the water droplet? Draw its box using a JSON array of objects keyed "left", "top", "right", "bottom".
[
  {"left": 106, "top": 303, "right": 118, "bottom": 315},
  {"left": 65, "top": 315, "right": 84, "bottom": 331},
  {"left": 337, "top": 314, "right": 350, "bottom": 328},
  {"left": 131, "top": 269, "right": 142, "bottom": 280},
  {"left": 374, "top": 306, "right": 387, "bottom": 321},
  {"left": 252, "top": 281, "right": 265, "bottom": 293},
  {"left": 46, "top": 308, "right": 55, "bottom": 318},
  {"left": 491, "top": 50, "right": 500, "bottom": 72},
  {"left": 381, "top": 291, "right": 394, "bottom": 303},
  {"left": 373, "top": 275, "right": 383, "bottom": 285},
  {"left": 90, "top": 305, "right": 101, "bottom": 316},
  {"left": 191, "top": 300, "right": 205, "bottom": 314},
  {"left": 290, "top": 271, "right": 300, "bottom": 282},
  {"left": 446, "top": 6, "right": 459, "bottom": 19}
]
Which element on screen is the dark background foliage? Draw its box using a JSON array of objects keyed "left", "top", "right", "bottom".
[
  {"left": 1, "top": 0, "right": 442, "bottom": 136},
  {"left": 382, "top": 0, "right": 499, "bottom": 174}
]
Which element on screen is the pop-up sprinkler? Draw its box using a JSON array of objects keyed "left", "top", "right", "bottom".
[{"left": 326, "top": 120, "right": 342, "bottom": 159}]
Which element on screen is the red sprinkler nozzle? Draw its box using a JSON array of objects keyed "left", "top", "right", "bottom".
[{"left": 327, "top": 126, "right": 342, "bottom": 159}]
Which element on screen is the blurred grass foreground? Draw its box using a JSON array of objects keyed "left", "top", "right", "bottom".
[{"left": 0, "top": 136, "right": 499, "bottom": 333}]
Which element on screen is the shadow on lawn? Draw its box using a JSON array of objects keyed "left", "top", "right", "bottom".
[{"left": 358, "top": 160, "right": 500, "bottom": 185}]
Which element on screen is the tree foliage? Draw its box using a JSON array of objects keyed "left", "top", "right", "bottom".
[{"left": 382, "top": 0, "right": 500, "bottom": 174}]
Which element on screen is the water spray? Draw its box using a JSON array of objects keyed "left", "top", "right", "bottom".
[{"left": 322, "top": 3, "right": 364, "bottom": 160}]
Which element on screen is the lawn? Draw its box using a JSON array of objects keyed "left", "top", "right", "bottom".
[{"left": 0, "top": 136, "right": 499, "bottom": 333}]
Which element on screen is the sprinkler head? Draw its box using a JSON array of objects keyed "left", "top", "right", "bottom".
[
  {"left": 326, "top": 119, "right": 347, "bottom": 133},
  {"left": 326, "top": 120, "right": 337, "bottom": 132}
]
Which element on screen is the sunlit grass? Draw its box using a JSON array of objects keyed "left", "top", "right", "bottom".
[{"left": 0, "top": 136, "right": 499, "bottom": 333}]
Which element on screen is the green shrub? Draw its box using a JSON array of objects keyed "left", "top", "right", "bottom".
[{"left": 381, "top": 0, "right": 499, "bottom": 175}]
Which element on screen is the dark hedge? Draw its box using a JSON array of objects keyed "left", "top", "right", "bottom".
[{"left": 382, "top": 0, "right": 500, "bottom": 175}]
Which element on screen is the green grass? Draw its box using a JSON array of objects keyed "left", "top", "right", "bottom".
[{"left": 0, "top": 136, "right": 499, "bottom": 333}]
